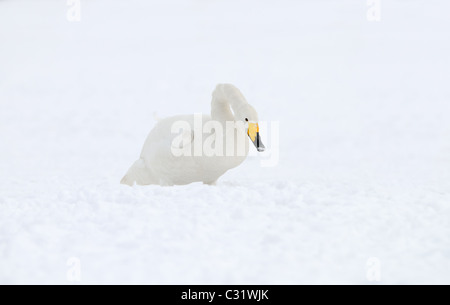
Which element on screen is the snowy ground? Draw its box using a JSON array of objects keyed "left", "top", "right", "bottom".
[{"left": 1, "top": 0, "right": 450, "bottom": 284}]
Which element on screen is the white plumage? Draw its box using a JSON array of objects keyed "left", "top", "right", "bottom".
[{"left": 121, "top": 84, "right": 265, "bottom": 186}]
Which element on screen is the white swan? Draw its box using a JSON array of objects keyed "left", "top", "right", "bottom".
[{"left": 121, "top": 84, "right": 265, "bottom": 186}]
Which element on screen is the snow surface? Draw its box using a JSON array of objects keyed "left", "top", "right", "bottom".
[{"left": 1, "top": 0, "right": 450, "bottom": 284}]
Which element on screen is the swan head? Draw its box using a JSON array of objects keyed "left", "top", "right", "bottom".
[{"left": 239, "top": 104, "right": 265, "bottom": 152}]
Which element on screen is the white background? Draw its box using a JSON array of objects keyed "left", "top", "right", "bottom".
[{"left": 0, "top": 0, "right": 449, "bottom": 284}]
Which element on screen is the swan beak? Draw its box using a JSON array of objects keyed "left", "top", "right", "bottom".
[{"left": 248, "top": 123, "right": 265, "bottom": 152}]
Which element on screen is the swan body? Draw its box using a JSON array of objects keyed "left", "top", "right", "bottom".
[{"left": 121, "top": 84, "right": 265, "bottom": 186}]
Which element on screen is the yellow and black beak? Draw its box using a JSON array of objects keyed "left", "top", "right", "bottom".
[{"left": 247, "top": 122, "right": 265, "bottom": 152}]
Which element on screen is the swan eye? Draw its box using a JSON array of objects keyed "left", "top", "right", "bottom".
[{"left": 245, "top": 118, "right": 248, "bottom": 122}]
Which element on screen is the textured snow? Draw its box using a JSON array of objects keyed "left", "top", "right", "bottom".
[{"left": 1, "top": 0, "right": 450, "bottom": 284}]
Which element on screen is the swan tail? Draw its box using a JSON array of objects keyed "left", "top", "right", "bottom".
[{"left": 120, "top": 158, "right": 155, "bottom": 186}]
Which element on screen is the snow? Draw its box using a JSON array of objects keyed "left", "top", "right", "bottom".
[{"left": 1, "top": 0, "right": 450, "bottom": 284}]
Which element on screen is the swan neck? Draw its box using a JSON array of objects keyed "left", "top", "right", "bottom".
[{"left": 211, "top": 84, "right": 248, "bottom": 123}]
